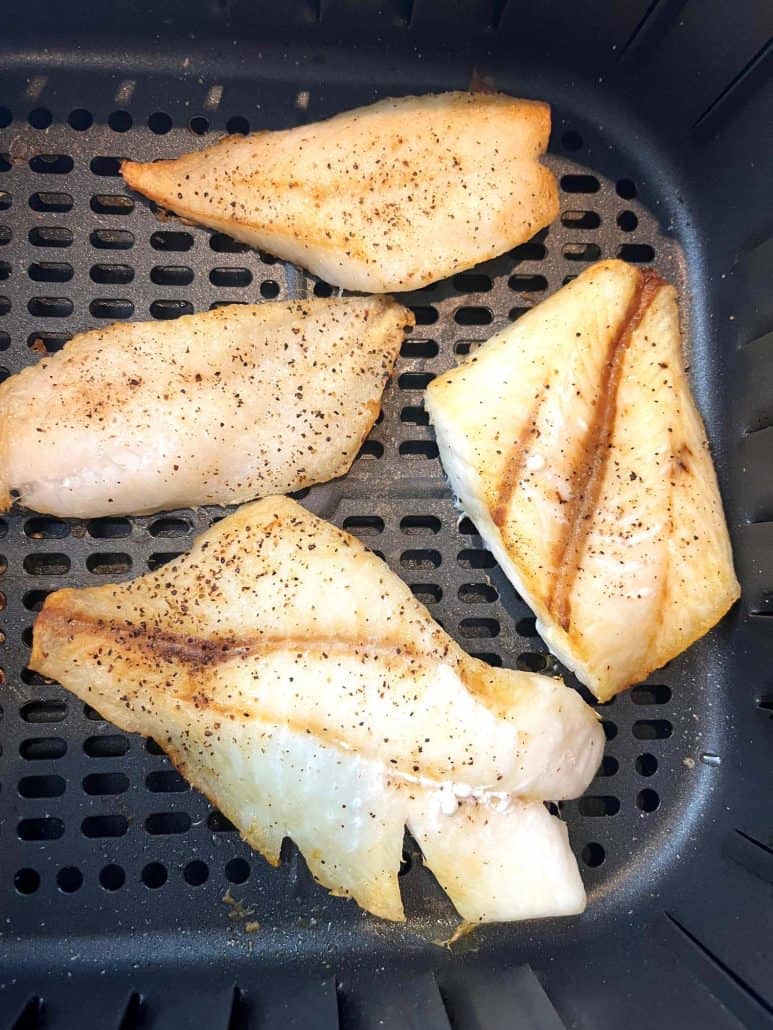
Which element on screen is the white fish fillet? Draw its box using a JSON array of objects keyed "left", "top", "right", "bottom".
[
  {"left": 0, "top": 298, "right": 413, "bottom": 518},
  {"left": 31, "top": 496, "right": 604, "bottom": 922},
  {"left": 426, "top": 260, "right": 740, "bottom": 702},
  {"left": 121, "top": 92, "right": 558, "bottom": 293}
]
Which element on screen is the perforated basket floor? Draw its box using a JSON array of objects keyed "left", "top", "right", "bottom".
[{"left": 1, "top": 5, "right": 772, "bottom": 1029}]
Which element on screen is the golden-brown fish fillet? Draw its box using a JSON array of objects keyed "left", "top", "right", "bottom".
[
  {"left": 31, "top": 497, "right": 604, "bottom": 922},
  {"left": 121, "top": 92, "right": 558, "bottom": 292},
  {"left": 426, "top": 260, "right": 740, "bottom": 701},
  {"left": 0, "top": 298, "right": 412, "bottom": 518}
]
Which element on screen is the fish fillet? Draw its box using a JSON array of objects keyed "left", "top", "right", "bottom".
[
  {"left": 426, "top": 260, "right": 740, "bottom": 701},
  {"left": 31, "top": 496, "right": 604, "bottom": 922},
  {"left": 0, "top": 297, "right": 413, "bottom": 518},
  {"left": 121, "top": 92, "right": 558, "bottom": 293}
]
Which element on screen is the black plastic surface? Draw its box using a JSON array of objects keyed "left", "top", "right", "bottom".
[{"left": 0, "top": 2, "right": 771, "bottom": 1027}]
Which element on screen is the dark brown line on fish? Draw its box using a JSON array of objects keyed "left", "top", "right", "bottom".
[
  {"left": 548, "top": 269, "right": 665, "bottom": 631},
  {"left": 492, "top": 388, "right": 547, "bottom": 528}
]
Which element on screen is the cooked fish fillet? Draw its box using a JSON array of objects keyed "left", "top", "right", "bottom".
[
  {"left": 31, "top": 496, "right": 603, "bottom": 922},
  {"left": 426, "top": 260, "right": 740, "bottom": 702},
  {"left": 121, "top": 92, "right": 558, "bottom": 293},
  {"left": 0, "top": 298, "right": 412, "bottom": 518}
]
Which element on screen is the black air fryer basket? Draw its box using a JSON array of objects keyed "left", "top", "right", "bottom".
[{"left": 0, "top": 2, "right": 771, "bottom": 1027}]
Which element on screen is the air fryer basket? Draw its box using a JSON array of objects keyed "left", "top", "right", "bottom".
[{"left": 0, "top": 2, "right": 771, "bottom": 1027}]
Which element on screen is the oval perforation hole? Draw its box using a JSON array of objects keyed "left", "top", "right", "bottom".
[
  {"left": 457, "top": 517, "right": 478, "bottom": 535},
  {"left": 209, "top": 233, "right": 248, "bottom": 253},
  {"left": 563, "top": 242, "right": 601, "bottom": 262},
  {"left": 146, "top": 770, "right": 189, "bottom": 793},
  {"left": 83, "top": 734, "right": 129, "bottom": 757},
  {"left": 90, "top": 263, "right": 134, "bottom": 284},
  {"left": 146, "top": 811, "right": 191, "bottom": 835},
  {"left": 18, "top": 816, "right": 65, "bottom": 841},
  {"left": 410, "top": 305, "right": 439, "bottom": 325},
  {"left": 509, "top": 273, "right": 547, "bottom": 292},
  {"left": 30, "top": 154, "right": 73, "bottom": 175},
  {"left": 515, "top": 616, "right": 538, "bottom": 637},
  {"left": 87, "top": 516, "right": 131, "bottom": 539},
  {"left": 0, "top": 260, "right": 10, "bottom": 281},
  {"left": 147, "top": 552, "right": 183, "bottom": 571},
  {"left": 637, "top": 788, "right": 660, "bottom": 812},
  {"left": 0, "top": 331, "right": 8, "bottom": 350},
  {"left": 398, "top": 371, "right": 434, "bottom": 391},
  {"left": 151, "top": 299, "right": 194, "bottom": 319},
  {"left": 516, "top": 652, "right": 549, "bottom": 671},
  {"left": 151, "top": 265, "right": 194, "bottom": 286},
  {"left": 342, "top": 515, "right": 384, "bottom": 536},
  {"left": 560, "top": 174, "right": 600, "bottom": 193},
  {"left": 28, "top": 332, "right": 69, "bottom": 353},
  {"left": 400, "top": 515, "right": 441, "bottom": 535},
  {"left": 91, "top": 229, "right": 134, "bottom": 250},
  {"left": 457, "top": 548, "right": 495, "bottom": 569},
  {"left": 400, "top": 405, "right": 428, "bottom": 426},
  {"left": 454, "top": 306, "right": 492, "bottom": 326},
  {"left": 29, "top": 227, "right": 71, "bottom": 248},
  {"left": 23, "top": 553, "right": 71, "bottom": 575},
  {"left": 28, "top": 296, "right": 73, "bottom": 318},
  {"left": 151, "top": 231, "right": 194, "bottom": 252},
  {"left": 313, "top": 281, "right": 333, "bottom": 297},
  {"left": 208, "top": 810, "right": 236, "bottom": 833},
  {"left": 21, "top": 667, "right": 56, "bottom": 686},
  {"left": 561, "top": 210, "right": 601, "bottom": 230},
  {"left": 90, "top": 156, "right": 122, "bottom": 176},
  {"left": 470, "top": 651, "right": 503, "bottom": 667},
  {"left": 633, "top": 719, "right": 673, "bottom": 740},
  {"left": 24, "top": 516, "right": 69, "bottom": 540},
  {"left": 83, "top": 772, "right": 130, "bottom": 796},
  {"left": 400, "top": 549, "right": 441, "bottom": 570},
  {"left": 617, "top": 210, "right": 638, "bottom": 232},
  {"left": 108, "top": 110, "right": 132, "bottom": 133},
  {"left": 617, "top": 243, "right": 655, "bottom": 263},
  {"left": 84, "top": 703, "right": 105, "bottom": 721},
  {"left": 21, "top": 699, "right": 67, "bottom": 723},
  {"left": 87, "top": 552, "right": 132, "bottom": 575},
  {"left": 209, "top": 266, "right": 252, "bottom": 287},
  {"left": 82, "top": 814, "right": 128, "bottom": 838},
  {"left": 460, "top": 617, "right": 500, "bottom": 639},
  {"left": 400, "top": 339, "right": 438, "bottom": 361},
  {"left": 90, "top": 194, "right": 134, "bottom": 215},
  {"left": 23, "top": 588, "right": 56, "bottom": 611},
  {"left": 90, "top": 298, "right": 134, "bottom": 319},
  {"left": 453, "top": 272, "right": 492, "bottom": 292},
  {"left": 0, "top": 191, "right": 10, "bottom": 210},
  {"left": 356, "top": 440, "right": 383, "bottom": 460},
  {"left": 28, "top": 261, "right": 73, "bottom": 283},
  {"left": 20, "top": 737, "right": 67, "bottom": 760},
  {"left": 399, "top": 440, "right": 438, "bottom": 459},
  {"left": 29, "top": 192, "right": 73, "bottom": 213},
  {"left": 410, "top": 583, "right": 442, "bottom": 604},
  {"left": 577, "top": 795, "right": 620, "bottom": 817},
  {"left": 18, "top": 774, "right": 66, "bottom": 798},
  {"left": 149, "top": 517, "right": 192, "bottom": 538},
  {"left": 631, "top": 684, "right": 672, "bottom": 705},
  {"left": 458, "top": 583, "right": 498, "bottom": 603},
  {"left": 0, "top": 226, "right": 11, "bottom": 246}
]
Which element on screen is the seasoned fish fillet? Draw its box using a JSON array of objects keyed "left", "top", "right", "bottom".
[
  {"left": 0, "top": 298, "right": 412, "bottom": 518},
  {"left": 121, "top": 92, "right": 558, "bottom": 293},
  {"left": 31, "top": 496, "right": 604, "bottom": 922},
  {"left": 426, "top": 260, "right": 740, "bottom": 702}
]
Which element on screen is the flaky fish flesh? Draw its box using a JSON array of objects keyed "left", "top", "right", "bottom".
[
  {"left": 122, "top": 92, "right": 558, "bottom": 293},
  {"left": 0, "top": 297, "right": 412, "bottom": 518},
  {"left": 426, "top": 260, "right": 740, "bottom": 701},
  {"left": 31, "top": 496, "right": 604, "bottom": 922}
]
